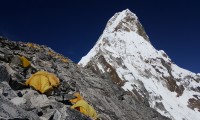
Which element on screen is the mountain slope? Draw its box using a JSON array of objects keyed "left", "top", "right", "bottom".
[
  {"left": 0, "top": 37, "right": 169, "bottom": 120},
  {"left": 79, "top": 9, "right": 200, "bottom": 120}
]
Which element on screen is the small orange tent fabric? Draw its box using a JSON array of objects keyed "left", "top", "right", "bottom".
[
  {"left": 70, "top": 92, "right": 83, "bottom": 103},
  {"left": 25, "top": 71, "right": 60, "bottom": 93},
  {"left": 70, "top": 93, "right": 97, "bottom": 120}
]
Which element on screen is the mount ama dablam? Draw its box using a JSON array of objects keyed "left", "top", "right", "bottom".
[{"left": 79, "top": 9, "right": 200, "bottom": 120}]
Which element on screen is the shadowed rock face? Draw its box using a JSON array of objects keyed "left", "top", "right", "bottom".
[
  {"left": 86, "top": 54, "right": 125, "bottom": 87},
  {"left": 0, "top": 38, "right": 169, "bottom": 120},
  {"left": 188, "top": 97, "right": 200, "bottom": 112}
]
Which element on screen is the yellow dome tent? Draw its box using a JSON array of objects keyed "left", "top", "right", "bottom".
[
  {"left": 25, "top": 71, "right": 60, "bottom": 93},
  {"left": 70, "top": 92, "right": 97, "bottom": 120},
  {"left": 19, "top": 56, "right": 31, "bottom": 68}
]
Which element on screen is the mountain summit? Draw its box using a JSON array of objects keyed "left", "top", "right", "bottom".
[
  {"left": 79, "top": 9, "right": 200, "bottom": 120},
  {"left": 103, "top": 9, "right": 149, "bottom": 42}
]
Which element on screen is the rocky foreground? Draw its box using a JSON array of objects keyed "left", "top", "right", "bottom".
[{"left": 0, "top": 37, "right": 169, "bottom": 120}]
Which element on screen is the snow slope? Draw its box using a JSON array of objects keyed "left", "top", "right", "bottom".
[{"left": 79, "top": 9, "right": 200, "bottom": 120}]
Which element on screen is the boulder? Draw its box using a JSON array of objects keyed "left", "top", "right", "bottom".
[
  {"left": 0, "top": 82, "right": 17, "bottom": 100},
  {"left": 0, "top": 94, "right": 39, "bottom": 120},
  {"left": 11, "top": 97, "right": 27, "bottom": 106},
  {"left": 23, "top": 90, "right": 50, "bottom": 108},
  {"left": 0, "top": 64, "right": 10, "bottom": 82}
]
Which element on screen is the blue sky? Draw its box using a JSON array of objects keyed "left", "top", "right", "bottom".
[{"left": 0, "top": 0, "right": 199, "bottom": 73}]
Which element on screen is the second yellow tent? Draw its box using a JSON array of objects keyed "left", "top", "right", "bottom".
[{"left": 25, "top": 71, "right": 60, "bottom": 93}]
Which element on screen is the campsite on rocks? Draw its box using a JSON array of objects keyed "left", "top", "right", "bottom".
[
  {"left": 0, "top": 35, "right": 169, "bottom": 120},
  {"left": 0, "top": 2, "right": 200, "bottom": 119}
]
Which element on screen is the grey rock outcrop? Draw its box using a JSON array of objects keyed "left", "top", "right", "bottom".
[
  {"left": 0, "top": 64, "right": 10, "bottom": 82},
  {"left": 0, "top": 94, "right": 39, "bottom": 120}
]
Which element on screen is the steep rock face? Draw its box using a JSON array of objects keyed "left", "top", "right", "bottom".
[
  {"left": 0, "top": 37, "right": 168, "bottom": 120},
  {"left": 79, "top": 9, "right": 200, "bottom": 120}
]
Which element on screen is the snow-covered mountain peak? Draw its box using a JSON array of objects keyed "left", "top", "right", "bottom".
[
  {"left": 104, "top": 9, "right": 149, "bottom": 42},
  {"left": 79, "top": 9, "right": 200, "bottom": 120},
  {"left": 79, "top": 9, "right": 150, "bottom": 66}
]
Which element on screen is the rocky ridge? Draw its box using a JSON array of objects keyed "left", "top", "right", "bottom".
[{"left": 0, "top": 37, "right": 169, "bottom": 120}]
